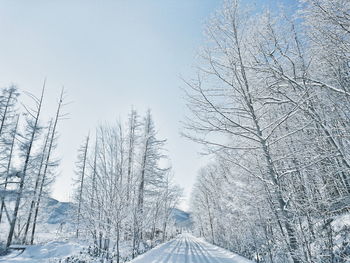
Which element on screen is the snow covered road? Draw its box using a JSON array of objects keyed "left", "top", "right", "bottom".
[{"left": 129, "top": 233, "right": 253, "bottom": 263}]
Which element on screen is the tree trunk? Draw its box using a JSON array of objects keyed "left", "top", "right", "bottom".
[
  {"left": 76, "top": 135, "right": 89, "bottom": 238},
  {"left": 22, "top": 122, "right": 52, "bottom": 244},
  {"left": 30, "top": 88, "right": 64, "bottom": 245},
  {"left": 6, "top": 84, "right": 45, "bottom": 249},
  {"left": 0, "top": 115, "right": 19, "bottom": 225}
]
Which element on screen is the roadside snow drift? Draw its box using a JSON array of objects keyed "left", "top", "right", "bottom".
[{"left": 0, "top": 241, "right": 84, "bottom": 263}]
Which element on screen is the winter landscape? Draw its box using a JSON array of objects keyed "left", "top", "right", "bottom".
[{"left": 0, "top": 0, "right": 350, "bottom": 262}]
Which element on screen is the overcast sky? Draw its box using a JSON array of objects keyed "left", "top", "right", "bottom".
[{"left": 0, "top": 0, "right": 297, "bottom": 210}]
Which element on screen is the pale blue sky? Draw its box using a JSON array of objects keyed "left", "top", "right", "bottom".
[{"left": 0, "top": 0, "right": 297, "bottom": 210}]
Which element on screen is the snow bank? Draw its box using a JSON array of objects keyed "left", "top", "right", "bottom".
[{"left": 0, "top": 241, "right": 84, "bottom": 263}]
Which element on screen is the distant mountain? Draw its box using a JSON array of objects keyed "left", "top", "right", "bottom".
[
  {"left": 45, "top": 197, "right": 74, "bottom": 225},
  {"left": 0, "top": 197, "right": 192, "bottom": 245},
  {"left": 44, "top": 198, "right": 192, "bottom": 230},
  {"left": 171, "top": 208, "right": 192, "bottom": 229}
]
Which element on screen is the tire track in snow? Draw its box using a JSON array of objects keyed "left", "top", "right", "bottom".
[
  {"left": 165, "top": 236, "right": 183, "bottom": 263},
  {"left": 183, "top": 234, "right": 189, "bottom": 263},
  {"left": 189, "top": 235, "right": 213, "bottom": 263},
  {"left": 153, "top": 236, "right": 182, "bottom": 263},
  {"left": 187, "top": 234, "right": 204, "bottom": 263},
  {"left": 129, "top": 233, "right": 254, "bottom": 263},
  {"left": 191, "top": 237, "right": 222, "bottom": 263}
]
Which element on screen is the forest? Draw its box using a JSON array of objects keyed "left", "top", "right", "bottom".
[
  {"left": 0, "top": 85, "right": 182, "bottom": 262},
  {"left": 187, "top": 0, "right": 350, "bottom": 262},
  {"left": 0, "top": 0, "right": 350, "bottom": 262}
]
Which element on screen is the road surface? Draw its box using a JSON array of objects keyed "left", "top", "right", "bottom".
[{"left": 129, "top": 233, "right": 253, "bottom": 263}]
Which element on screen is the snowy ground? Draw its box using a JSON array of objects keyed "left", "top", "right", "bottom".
[
  {"left": 0, "top": 240, "right": 85, "bottom": 263},
  {"left": 0, "top": 233, "right": 253, "bottom": 263},
  {"left": 129, "top": 233, "right": 253, "bottom": 263}
]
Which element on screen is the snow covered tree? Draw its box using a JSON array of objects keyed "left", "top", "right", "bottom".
[
  {"left": 0, "top": 84, "right": 65, "bottom": 251},
  {"left": 75, "top": 135, "right": 89, "bottom": 238},
  {"left": 186, "top": 0, "right": 350, "bottom": 262},
  {"left": 6, "top": 84, "right": 45, "bottom": 249},
  {"left": 0, "top": 87, "right": 19, "bottom": 226},
  {"left": 72, "top": 109, "right": 181, "bottom": 262}
]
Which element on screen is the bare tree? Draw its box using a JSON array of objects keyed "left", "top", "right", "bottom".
[
  {"left": 75, "top": 135, "right": 89, "bottom": 238},
  {"left": 0, "top": 115, "right": 19, "bottom": 226},
  {"left": 6, "top": 83, "right": 45, "bottom": 249},
  {"left": 30, "top": 88, "right": 65, "bottom": 245}
]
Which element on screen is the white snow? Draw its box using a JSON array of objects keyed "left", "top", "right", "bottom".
[
  {"left": 0, "top": 233, "right": 253, "bottom": 263},
  {"left": 129, "top": 233, "right": 253, "bottom": 263},
  {"left": 0, "top": 241, "right": 84, "bottom": 263}
]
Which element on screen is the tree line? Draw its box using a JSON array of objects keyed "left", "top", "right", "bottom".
[
  {"left": 0, "top": 83, "right": 181, "bottom": 263},
  {"left": 187, "top": 0, "right": 350, "bottom": 262},
  {"left": 0, "top": 83, "right": 64, "bottom": 252},
  {"left": 73, "top": 109, "right": 182, "bottom": 262}
]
